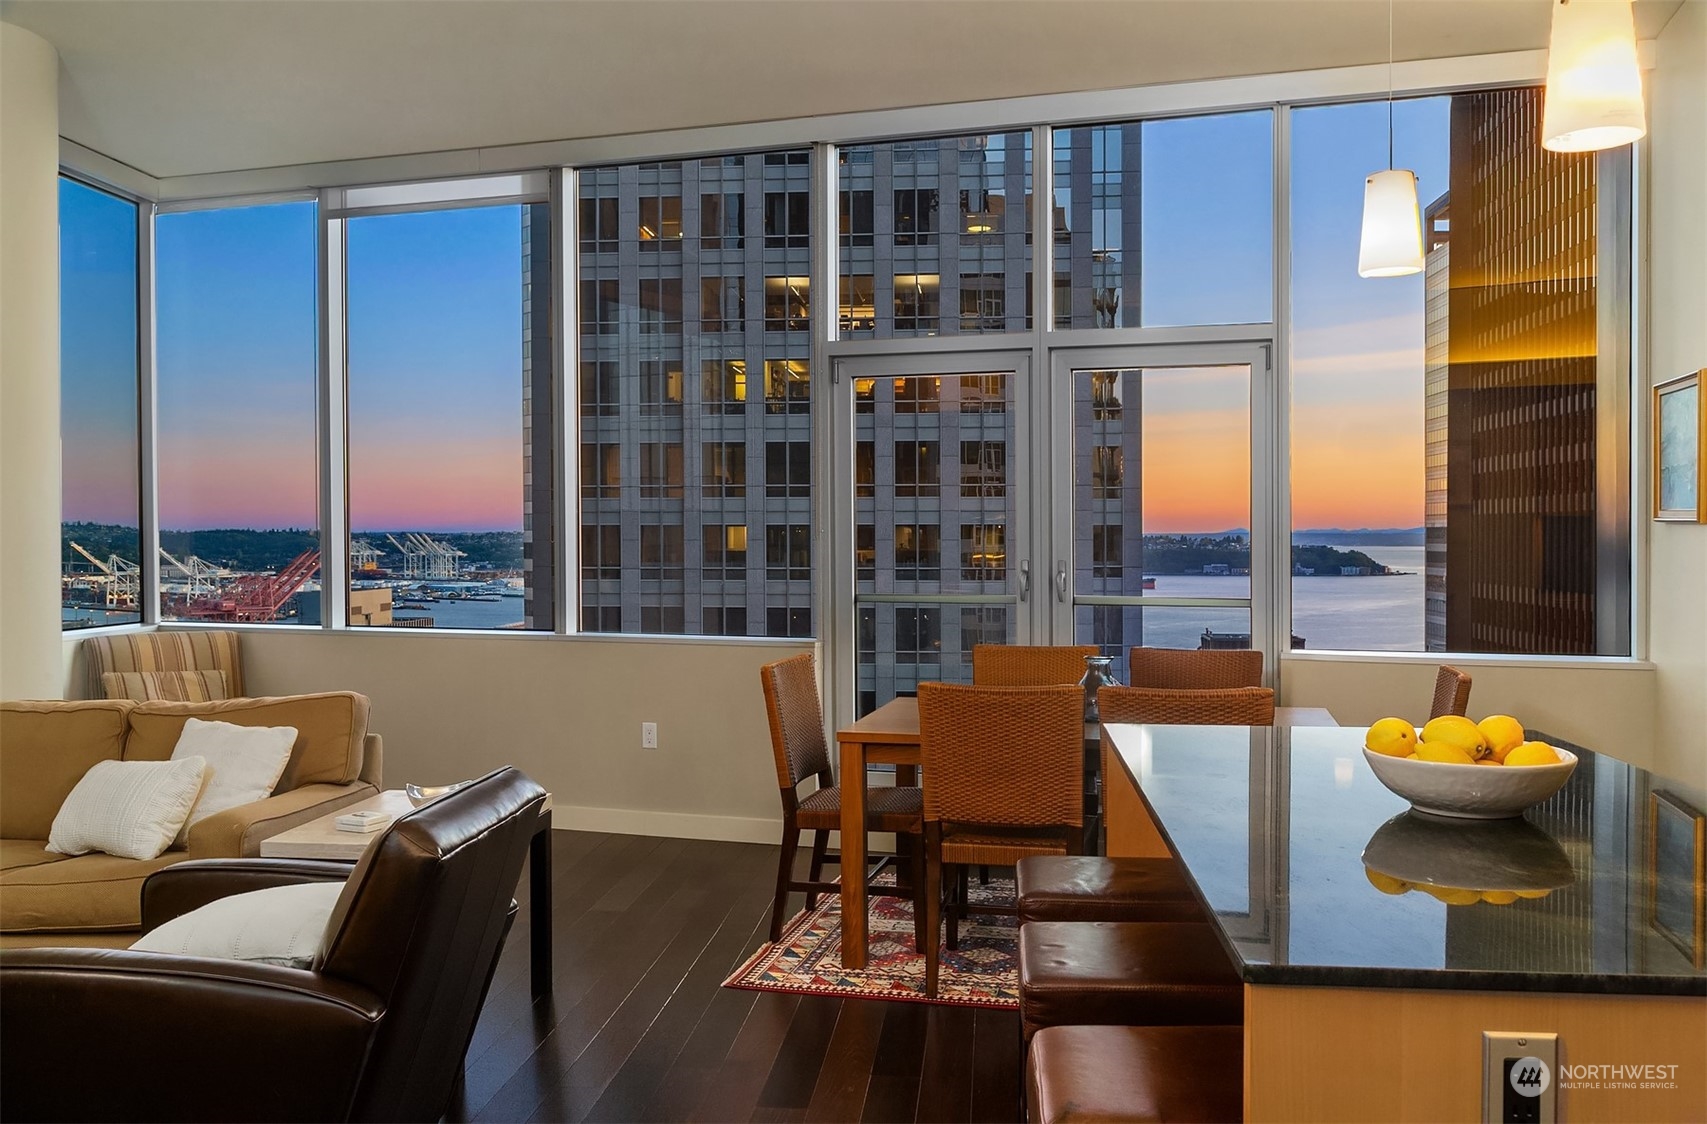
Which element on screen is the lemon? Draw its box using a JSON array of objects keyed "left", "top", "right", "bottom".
[
  {"left": 1505, "top": 741, "right": 1562, "bottom": 767},
  {"left": 1415, "top": 741, "right": 1476, "bottom": 765},
  {"left": 1423, "top": 885, "right": 1482, "bottom": 906},
  {"left": 1477, "top": 715, "right": 1525, "bottom": 758},
  {"left": 1365, "top": 868, "right": 1409, "bottom": 895},
  {"left": 1406, "top": 752, "right": 1420, "bottom": 759},
  {"left": 1473, "top": 758, "right": 1504, "bottom": 766},
  {"left": 1421, "top": 715, "right": 1489, "bottom": 759},
  {"left": 1480, "top": 890, "right": 1520, "bottom": 905},
  {"left": 1365, "top": 717, "right": 1418, "bottom": 757},
  {"left": 1515, "top": 889, "right": 1552, "bottom": 899}
]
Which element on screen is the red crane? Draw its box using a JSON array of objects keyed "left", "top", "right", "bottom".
[{"left": 178, "top": 550, "right": 320, "bottom": 622}]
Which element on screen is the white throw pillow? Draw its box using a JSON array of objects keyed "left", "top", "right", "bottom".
[
  {"left": 130, "top": 880, "right": 344, "bottom": 969},
  {"left": 46, "top": 756, "right": 209, "bottom": 860},
  {"left": 170, "top": 717, "right": 297, "bottom": 837}
]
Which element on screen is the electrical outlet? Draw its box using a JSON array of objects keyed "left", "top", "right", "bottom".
[
  {"left": 641, "top": 722, "right": 658, "bottom": 749},
  {"left": 1483, "top": 1032, "right": 1557, "bottom": 1124}
]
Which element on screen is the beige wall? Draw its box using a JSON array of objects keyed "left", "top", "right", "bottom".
[
  {"left": 230, "top": 630, "right": 810, "bottom": 842},
  {"left": 1646, "top": 1, "right": 1707, "bottom": 805},
  {"left": 1, "top": 24, "right": 64, "bottom": 701},
  {"left": 1279, "top": 654, "right": 1658, "bottom": 756}
]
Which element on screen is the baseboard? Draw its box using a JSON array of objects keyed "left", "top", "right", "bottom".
[{"left": 551, "top": 804, "right": 783, "bottom": 845}]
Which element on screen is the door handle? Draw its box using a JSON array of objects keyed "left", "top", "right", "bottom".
[
  {"left": 1055, "top": 561, "right": 1069, "bottom": 603},
  {"left": 1018, "top": 560, "right": 1031, "bottom": 602}
]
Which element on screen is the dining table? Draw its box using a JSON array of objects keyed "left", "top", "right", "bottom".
[{"left": 832, "top": 694, "right": 1337, "bottom": 970}]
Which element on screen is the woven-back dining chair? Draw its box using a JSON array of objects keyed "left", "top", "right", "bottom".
[
  {"left": 1098, "top": 684, "right": 1276, "bottom": 727},
  {"left": 971, "top": 644, "right": 1100, "bottom": 686},
  {"left": 917, "top": 682, "right": 1083, "bottom": 996},
  {"left": 1128, "top": 646, "right": 1263, "bottom": 690},
  {"left": 1430, "top": 664, "right": 1473, "bottom": 719},
  {"left": 759, "top": 654, "right": 924, "bottom": 943}
]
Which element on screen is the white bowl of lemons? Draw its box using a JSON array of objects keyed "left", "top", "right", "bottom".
[{"left": 1362, "top": 715, "right": 1577, "bottom": 819}]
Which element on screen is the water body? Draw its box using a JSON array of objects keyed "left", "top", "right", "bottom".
[{"left": 1128, "top": 543, "right": 1426, "bottom": 652}]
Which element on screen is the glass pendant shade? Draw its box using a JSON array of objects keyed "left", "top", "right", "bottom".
[
  {"left": 1357, "top": 168, "right": 1425, "bottom": 278},
  {"left": 1542, "top": 0, "right": 1646, "bottom": 152}
]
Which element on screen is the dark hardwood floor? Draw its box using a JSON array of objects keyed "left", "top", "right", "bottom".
[{"left": 450, "top": 829, "right": 1025, "bottom": 1124}]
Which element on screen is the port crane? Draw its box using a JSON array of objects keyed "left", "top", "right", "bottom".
[
  {"left": 175, "top": 549, "right": 321, "bottom": 623},
  {"left": 158, "top": 548, "right": 227, "bottom": 599},
  {"left": 67, "top": 541, "right": 140, "bottom": 608},
  {"left": 351, "top": 539, "right": 384, "bottom": 573},
  {"left": 384, "top": 532, "right": 465, "bottom": 579}
]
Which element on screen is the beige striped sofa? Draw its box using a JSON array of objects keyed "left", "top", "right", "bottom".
[{"left": 0, "top": 691, "right": 382, "bottom": 950}]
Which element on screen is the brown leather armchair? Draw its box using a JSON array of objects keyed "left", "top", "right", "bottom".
[{"left": 0, "top": 767, "right": 547, "bottom": 1123}]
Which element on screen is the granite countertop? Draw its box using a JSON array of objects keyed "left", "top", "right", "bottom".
[{"left": 1103, "top": 723, "right": 1707, "bottom": 997}]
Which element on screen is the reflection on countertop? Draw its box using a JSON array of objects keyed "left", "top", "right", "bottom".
[{"left": 1103, "top": 722, "right": 1706, "bottom": 996}]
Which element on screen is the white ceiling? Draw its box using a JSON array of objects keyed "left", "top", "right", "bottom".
[{"left": 0, "top": 0, "right": 1687, "bottom": 180}]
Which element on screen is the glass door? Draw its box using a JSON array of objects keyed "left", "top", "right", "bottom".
[
  {"left": 832, "top": 353, "right": 1035, "bottom": 717},
  {"left": 1048, "top": 344, "right": 1275, "bottom": 679}
]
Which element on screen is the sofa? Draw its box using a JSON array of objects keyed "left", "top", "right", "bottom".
[{"left": 0, "top": 692, "right": 382, "bottom": 950}]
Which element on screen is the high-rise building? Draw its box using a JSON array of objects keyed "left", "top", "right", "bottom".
[
  {"left": 1423, "top": 193, "right": 1450, "bottom": 652},
  {"left": 521, "top": 201, "right": 556, "bottom": 631},
  {"left": 1428, "top": 88, "right": 1602, "bottom": 654}
]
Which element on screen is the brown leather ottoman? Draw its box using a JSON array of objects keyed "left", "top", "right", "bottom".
[
  {"left": 1016, "top": 856, "right": 1204, "bottom": 923},
  {"left": 1018, "top": 921, "right": 1243, "bottom": 1041},
  {"left": 1027, "top": 1024, "right": 1243, "bottom": 1123}
]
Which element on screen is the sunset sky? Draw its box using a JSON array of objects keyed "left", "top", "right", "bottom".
[{"left": 64, "top": 96, "right": 1449, "bottom": 535}]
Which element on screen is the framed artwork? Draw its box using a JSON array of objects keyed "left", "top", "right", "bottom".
[
  {"left": 1648, "top": 789, "right": 1705, "bottom": 969},
  {"left": 1654, "top": 370, "right": 1706, "bottom": 522}
]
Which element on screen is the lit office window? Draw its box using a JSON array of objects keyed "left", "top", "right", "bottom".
[
  {"left": 1290, "top": 89, "right": 1629, "bottom": 654},
  {"left": 346, "top": 200, "right": 556, "bottom": 630},
  {"left": 578, "top": 151, "right": 813, "bottom": 636},
  {"left": 156, "top": 201, "right": 319, "bottom": 625},
  {"left": 60, "top": 177, "right": 142, "bottom": 630},
  {"left": 838, "top": 132, "right": 1032, "bottom": 337},
  {"left": 1053, "top": 111, "right": 1272, "bottom": 328}
]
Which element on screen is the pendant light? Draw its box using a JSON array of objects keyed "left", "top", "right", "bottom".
[
  {"left": 1542, "top": 0, "right": 1646, "bottom": 152},
  {"left": 1358, "top": 0, "right": 1424, "bottom": 278}
]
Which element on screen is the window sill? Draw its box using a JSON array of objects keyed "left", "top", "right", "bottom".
[{"left": 1280, "top": 649, "right": 1656, "bottom": 673}]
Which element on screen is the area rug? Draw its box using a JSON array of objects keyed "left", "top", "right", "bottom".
[{"left": 723, "top": 874, "right": 1020, "bottom": 1009}]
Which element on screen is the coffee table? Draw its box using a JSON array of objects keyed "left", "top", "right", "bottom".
[{"left": 262, "top": 788, "right": 554, "bottom": 997}]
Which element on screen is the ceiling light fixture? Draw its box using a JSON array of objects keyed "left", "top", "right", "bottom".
[
  {"left": 1542, "top": 0, "right": 1646, "bottom": 152},
  {"left": 1358, "top": 0, "right": 1424, "bottom": 278}
]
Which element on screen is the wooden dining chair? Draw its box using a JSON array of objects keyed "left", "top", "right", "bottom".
[
  {"left": 917, "top": 682, "right": 1084, "bottom": 997},
  {"left": 1097, "top": 685, "right": 1276, "bottom": 727},
  {"left": 1430, "top": 664, "right": 1473, "bottom": 719},
  {"left": 1128, "top": 646, "right": 1263, "bottom": 690},
  {"left": 971, "top": 644, "right": 1100, "bottom": 686},
  {"left": 759, "top": 654, "right": 925, "bottom": 943}
]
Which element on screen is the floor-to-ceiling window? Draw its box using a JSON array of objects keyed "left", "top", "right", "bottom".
[
  {"left": 1290, "top": 90, "right": 1630, "bottom": 655},
  {"left": 577, "top": 151, "right": 814, "bottom": 637},
  {"left": 155, "top": 200, "right": 319, "bottom": 625},
  {"left": 340, "top": 181, "right": 556, "bottom": 630},
  {"left": 59, "top": 176, "right": 142, "bottom": 630}
]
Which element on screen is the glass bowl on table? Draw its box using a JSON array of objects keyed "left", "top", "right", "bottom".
[{"left": 404, "top": 780, "right": 475, "bottom": 807}]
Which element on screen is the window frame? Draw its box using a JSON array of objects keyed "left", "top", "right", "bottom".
[{"left": 62, "top": 47, "right": 1640, "bottom": 679}]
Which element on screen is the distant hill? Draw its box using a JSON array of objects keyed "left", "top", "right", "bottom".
[
  {"left": 1293, "top": 527, "right": 1425, "bottom": 547},
  {"left": 1140, "top": 534, "right": 1386, "bottom": 575},
  {"left": 62, "top": 523, "right": 523, "bottom": 572}
]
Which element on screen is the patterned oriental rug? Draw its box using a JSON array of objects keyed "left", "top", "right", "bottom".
[{"left": 723, "top": 875, "right": 1020, "bottom": 1009}]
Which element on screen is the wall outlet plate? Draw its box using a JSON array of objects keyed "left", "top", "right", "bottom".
[
  {"left": 641, "top": 722, "right": 658, "bottom": 749},
  {"left": 1483, "top": 1031, "right": 1557, "bottom": 1124}
]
